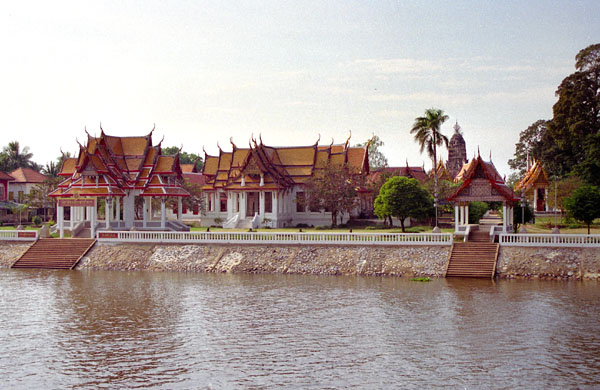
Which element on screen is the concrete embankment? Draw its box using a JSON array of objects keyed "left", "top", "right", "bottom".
[
  {"left": 497, "top": 247, "right": 600, "bottom": 280},
  {"left": 76, "top": 243, "right": 451, "bottom": 277},
  {"left": 1, "top": 241, "right": 599, "bottom": 280}
]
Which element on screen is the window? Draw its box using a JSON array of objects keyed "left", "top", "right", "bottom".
[
  {"left": 208, "top": 193, "right": 213, "bottom": 212},
  {"left": 8, "top": 192, "right": 13, "bottom": 201},
  {"left": 18, "top": 191, "right": 24, "bottom": 203},
  {"left": 296, "top": 192, "right": 305, "bottom": 212},
  {"left": 220, "top": 193, "right": 227, "bottom": 212},
  {"left": 265, "top": 192, "right": 272, "bottom": 213}
]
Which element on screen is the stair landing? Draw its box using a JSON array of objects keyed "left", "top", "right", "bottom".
[
  {"left": 446, "top": 241, "right": 499, "bottom": 279},
  {"left": 12, "top": 238, "right": 96, "bottom": 270}
]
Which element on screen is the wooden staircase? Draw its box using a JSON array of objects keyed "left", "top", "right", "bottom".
[
  {"left": 446, "top": 229, "right": 499, "bottom": 278},
  {"left": 12, "top": 238, "right": 96, "bottom": 270}
]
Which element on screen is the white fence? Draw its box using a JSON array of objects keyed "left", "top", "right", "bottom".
[
  {"left": 96, "top": 230, "right": 453, "bottom": 246},
  {"left": 0, "top": 230, "right": 38, "bottom": 241},
  {"left": 499, "top": 233, "right": 600, "bottom": 248}
]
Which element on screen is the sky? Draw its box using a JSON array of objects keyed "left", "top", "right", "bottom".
[{"left": 1, "top": 0, "right": 599, "bottom": 177}]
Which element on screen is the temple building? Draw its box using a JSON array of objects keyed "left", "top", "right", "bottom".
[
  {"left": 50, "top": 129, "right": 189, "bottom": 238},
  {"left": 446, "top": 122, "right": 468, "bottom": 179},
  {"left": 514, "top": 160, "right": 550, "bottom": 212},
  {"left": 198, "top": 136, "right": 369, "bottom": 228}
]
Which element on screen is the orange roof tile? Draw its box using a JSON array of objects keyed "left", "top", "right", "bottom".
[{"left": 9, "top": 167, "right": 47, "bottom": 183}]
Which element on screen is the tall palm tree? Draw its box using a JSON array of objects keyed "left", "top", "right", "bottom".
[
  {"left": 2, "top": 141, "right": 34, "bottom": 171},
  {"left": 411, "top": 108, "right": 449, "bottom": 230}
]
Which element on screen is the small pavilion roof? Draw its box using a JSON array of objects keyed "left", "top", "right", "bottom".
[
  {"left": 448, "top": 154, "right": 518, "bottom": 203},
  {"left": 514, "top": 160, "right": 549, "bottom": 192}
]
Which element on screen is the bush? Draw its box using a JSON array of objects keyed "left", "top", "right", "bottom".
[
  {"left": 32, "top": 216, "right": 42, "bottom": 226},
  {"left": 295, "top": 223, "right": 310, "bottom": 228},
  {"left": 468, "top": 201, "right": 488, "bottom": 224},
  {"left": 315, "top": 225, "right": 330, "bottom": 230}
]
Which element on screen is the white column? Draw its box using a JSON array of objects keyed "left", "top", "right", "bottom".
[
  {"left": 502, "top": 204, "right": 507, "bottom": 232},
  {"left": 115, "top": 197, "right": 120, "bottom": 222},
  {"left": 105, "top": 197, "right": 111, "bottom": 229},
  {"left": 454, "top": 204, "right": 459, "bottom": 231},
  {"left": 259, "top": 192, "right": 265, "bottom": 218},
  {"left": 58, "top": 205, "right": 64, "bottom": 238},
  {"left": 459, "top": 205, "right": 464, "bottom": 225},
  {"left": 465, "top": 203, "right": 469, "bottom": 225},
  {"left": 239, "top": 192, "right": 246, "bottom": 218},
  {"left": 177, "top": 197, "right": 182, "bottom": 222},
  {"left": 148, "top": 198, "right": 153, "bottom": 221},
  {"left": 123, "top": 192, "right": 135, "bottom": 229},
  {"left": 533, "top": 189, "right": 538, "bottom": 212},
  {"left": 545, "top": 188, "right": 549, "bottom": 211},
  {"left": 273, "top": 192, "right": 279, "bottom": 215},
  {"left": 227, "top": 193, "right": 233, "bottom": 219},
  {"left": 143, "top": 197, "right": 148, "bottom": 228},
  {"left": 160, "top": 198, "right": 166, "bottom": 229},
  {"left": 91, "top": 200, "right": 97, "bottom": 238}
]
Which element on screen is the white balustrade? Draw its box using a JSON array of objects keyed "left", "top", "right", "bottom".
[
  {"left": 96, "top": 230, "right": 453, "bottom": 246},
  {"left": 0, "top": 230, "right": 39, "bottom": 241},
  {"left": 499, "top": 233, "right": 600, "bottom": 247}
]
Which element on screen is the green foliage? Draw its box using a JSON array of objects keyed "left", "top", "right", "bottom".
[
  {"left": 161, "top": 146, "right": 204, "bottom": 171},
  {"left": 508, "top": 120, "right": 548, "bottom": 174},
  {"left": 32, "top": 216, "right": 42, "bottom": 226},
  {"left": 512, "top": 202, "right": 534, "bottom": 232},
  {"left": 468, "top": 201, "right": 488, "bottom": 224},
  {"left": 564, "top": 184, "right": 600, "bottom": 234},
  {"left": 0, "top": 141, "right": 37, "bottom": 172},
  {"left": 411, "top": 108, "right": 449, "bottom": 162},
  {"left": 374, "top": 176, "right": 434, "bottom": 232},
  {"left": 411, "top": 277, "right": 431, "bottom": 282}
]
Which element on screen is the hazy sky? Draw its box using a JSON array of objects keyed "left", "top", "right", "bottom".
[{"left": 1, "top": 1, "right": 599, "bottom": 176}]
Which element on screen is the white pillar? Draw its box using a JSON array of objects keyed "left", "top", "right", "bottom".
[
  {"left": 545, "top": 188, "right": 549, "bottom": 211},
  {"left": 115, "top": 197, "right": 120, "bottom": 222},
  {"left": 105, "top": 197, "right": 111, "bottom": 229},
  {"left": 149, "top": 198, "right": 153, "bottom": 221},
  {"left": 123, "top": 192, "right": 135, "bottom": 229},
  {"left": 90, "top": 200, "right": 97, "bottom": 238},
  {"left": 240, "top": 192, "right": 246, "bottom": 218},
  {"left": 454, "top": 204, "right": 459, "bottom": 231},
  {"left": 143, "top": 197, "right": 148, "bottom": 228},
  {"left": 259, "top": 192, "right": 265, "bottom": 218},
  {"left": 533, "top": 188, "right": 538, "bottom": 212},
  {"left": 58, "top": 205, "right": 64, "bottom": 239},
  {"left": 227, "top": 193, "right": 233, "bottom": 219},
  {"left": 465, "top": 203, "right": 469, "bottom": 224},
  {"left": 502, "top": 204, "right": 507, "bottom": 232},
  {"left": 160, "top": 198, "right": 166, "bottom": 229},
  {"left": 177, "top": 197, "right": 182, "bottom": 222}
]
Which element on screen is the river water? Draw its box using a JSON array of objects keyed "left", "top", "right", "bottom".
[{"left": 1, "top": 269, "right": 599, "bottom": 389}]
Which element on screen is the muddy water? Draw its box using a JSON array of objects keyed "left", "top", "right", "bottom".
[{"left": 1, "top": 270, "right": 599, "bottom": 389}]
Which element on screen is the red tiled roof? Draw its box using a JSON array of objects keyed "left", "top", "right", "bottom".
[
  {"left": 0, "top": 171, "right": 14, "bottom": 181},
  {"left": 10, "top": 167, "right": 47, "bottom": 183}
]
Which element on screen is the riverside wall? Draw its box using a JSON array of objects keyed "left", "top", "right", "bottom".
[{"left": 1, "top": 241, "right": 599, "bottom": 280}]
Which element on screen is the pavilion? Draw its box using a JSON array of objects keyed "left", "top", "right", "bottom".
[
  {"left": 50, "top": 129, "right": 189, "bottom": 238},
  {"left": 448, "top": 153, "right": 519, "bottom": 234},
  {"left": 514, "top": 160, "right": 550, "bottom": 212}
]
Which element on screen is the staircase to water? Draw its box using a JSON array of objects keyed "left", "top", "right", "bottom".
[
  {"left": 446, "top": 227, "right": 499, "bottom": 278},
  {"left": 12, "top": 239, "right": 96, "bottom": 270}
]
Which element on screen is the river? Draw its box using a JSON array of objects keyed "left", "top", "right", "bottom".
[{"left": 1, "top": 269, "right": 599, "bottom": 389}]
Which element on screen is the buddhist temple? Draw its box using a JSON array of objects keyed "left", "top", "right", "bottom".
[
  {"left": 198, "top": 135, "right": 369, "bottom": 228},
  {"left": 50, "top": 128, "right": 189, "bottom": 238},
  {"left": 514, "top": 160, "right": 550, "bottom": 212},
  {"left": 448, "top": 153, "right": 518, "bottom": 233}
]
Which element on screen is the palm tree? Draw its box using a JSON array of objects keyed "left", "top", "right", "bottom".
[
  {"left": 411, "top": 108, "right": 449, "bottom": 230},
  {"left": 2, "top": 141, "right": 34, "bottom": 171},
  {"left": 42, "top": 161, "right": 60, "bottom": 178}
]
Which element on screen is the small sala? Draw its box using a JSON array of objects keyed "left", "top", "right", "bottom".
[
  {"left": 50, "top": 128, "right": 190, "bottom": 238},
  {"left": 448, "top": 152, "right": 519, "bottom": 235}
]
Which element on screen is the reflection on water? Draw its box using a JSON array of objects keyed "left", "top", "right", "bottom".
[{"left": 1, "top": 270, "right": 599, "bottom": 389}]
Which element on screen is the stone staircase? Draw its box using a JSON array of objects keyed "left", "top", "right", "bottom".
[
  {"left": 12, "top": 239, "right": 96, "bottom": 270},
  {"left": 446, "top": 228, "right": 498, "bottom": 278}
]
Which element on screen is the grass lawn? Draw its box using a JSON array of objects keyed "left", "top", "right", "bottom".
[
  {"left": 520, "top": 215, "right": 600, "bottom": 234},
  {"left": 0, "top": 226, "right": 40, "bottom": 230}
]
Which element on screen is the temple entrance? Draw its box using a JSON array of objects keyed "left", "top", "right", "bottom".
[{"left": 246, "top": 192, "right": 259, "bottom": 217}]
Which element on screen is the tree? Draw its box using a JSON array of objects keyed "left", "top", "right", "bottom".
[
  {"left": 42, "top": 161, "right": 60, "bottom": 178},
  {"left": 161, "top": 146, "right": 203, "bottom": 171},
  {"left": 26, "top": 177, "right": 60, "bottom": 221},
  {"left": 541, "top": 43, "right": 600, "bottom": 183},
  {"left": 508, "top": 120, "right": 549, "bottom": 174},
  {"left": 468, "top": 201, "right": 489, "bottom": 225},
  {"left": 564, "top": 184, "right": 600, "bottom": 234},
  {"left": 374, "top": 176, "right": 434, "bottom": 232},
  {"left": 411, "top": 108, "right": 449, "bottom": 228},
  {"left": 512, "top": 202, "right": 534, "bottom": 232},
  {"left": 1, "top": 141, "right": 36, "bottom": 171},
  {"left": 301, "top": 163, "right": 360, "bottom": 226},
  {"left": 354, "top": 134, "right": 388, "bottom": 170}
]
